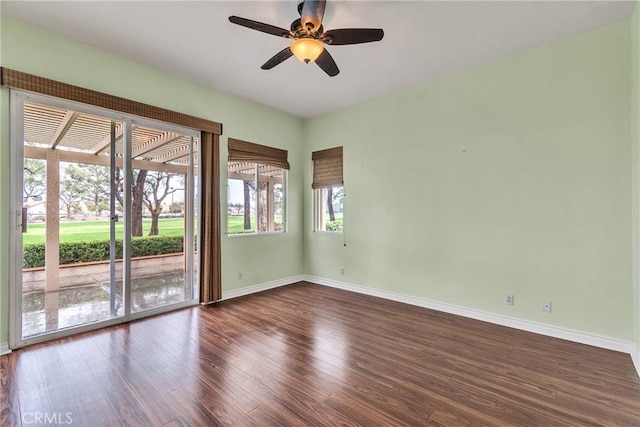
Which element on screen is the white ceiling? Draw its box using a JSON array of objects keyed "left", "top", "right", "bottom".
[{"left": 2, "top": 1, "right": 635, "bottom": 118}]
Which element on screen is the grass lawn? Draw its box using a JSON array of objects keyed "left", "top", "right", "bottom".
[
  {"left": 227, "top": 215, "right": 284, "bottom": 234},
  {"left": 328, "top": 212, "right": 343, "bottom": 223},
  {"left": 227, "top": 213, "right": 341, "bottom": 234},
  {"left": 23, "top": 218, "right": 185, "bottom": 245},
  {"left": 26, "top": 212, "right": 339, "bottom": 243},
  {"left": 228, "top": 215, "right": 255, "bottom": 234}
]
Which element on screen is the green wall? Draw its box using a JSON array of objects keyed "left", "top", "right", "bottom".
[
  {"left": 304, "top": 20, "right": 634, "bottom": 340},
  {"left": 631, "top": 2, "right": 640, "bottom": 368},
  {"left": 1, "top": 14, "right": 638, "bottom": 350},
  {"left": 0, "top": 18, "right": 305, "bottom": 344}
]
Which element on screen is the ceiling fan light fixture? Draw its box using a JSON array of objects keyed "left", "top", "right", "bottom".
[
  {"left": 229, "top": 0, "right": 384, "bottom": 76},
  {"left": 290, "top": 38, "right": 324, "bottom": 63}
]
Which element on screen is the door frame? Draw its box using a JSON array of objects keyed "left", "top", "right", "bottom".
[{"left": 9, "top": 90, "right": 201, "bottom": 349}]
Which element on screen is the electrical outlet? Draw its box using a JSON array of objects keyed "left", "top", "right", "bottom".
[
  {"left": 504, "top": 294, "right": 514, "bottom": 305},
  {"left": 340, "top": 267, "right": 345, "bottom": 276},
  {"left": 237, "top": 272, "right": 243, "bottom": 281},
  {"left": 542, "top": 300, "right": 552, "bottom": 312}
]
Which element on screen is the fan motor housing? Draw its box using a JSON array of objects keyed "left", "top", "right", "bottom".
[{"left": 290, "top": 18, "right": 323, "bottom": 38}]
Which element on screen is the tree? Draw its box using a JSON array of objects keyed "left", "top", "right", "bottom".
[
  {"left": 80, "top": 164, "right": 110, "bottom": 216},
  {"left": 242, "top": 179, "right": 267, "bottom": 231},
  {"left": 257, "top": 182, "right": 268, "bottom": 232},
  {"left": 274, "top": 183, "right": 284, "bottom": 215},
  {"left": 23, "top": 158, "right": 46, "bottom": 202},
  {"left": 169, "top": 202, "right": 183, "bottom": 215},
  {"left": 131, "top": 171, "right": 148, "bottom": 236},
  {"left": 327, "top": 187, "right": 335, "bottom": 222},
  {"left": 115, "top": 168, "right": 148, "bottom": 237},
  {"left": 97, "top": 200, "right": 110, "bottom": 216},
  {"left": 142, "top": 171, "right": 178, "bottom": 236},
  {"left": 326, "top": 187, "right": 343, "bottom": 228},
  {"left": 332, "top": 187, "right": 344, "bottom": 212},
  {"left": 60, "top": 164, "right": 90, "bottom": 218},
  {"left": 273, "top": 183, "right": 284, "bottom": 231},
  {"left": 243, "top": 180, "right": 252, "bottom": 230}
]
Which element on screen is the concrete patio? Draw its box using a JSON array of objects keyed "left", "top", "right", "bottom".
[
  {"left": 21, "top": 254, "right": 193, "bottom": 337},
  {"left": 22, "top": 272, "right": 193, "bottom": 337}
]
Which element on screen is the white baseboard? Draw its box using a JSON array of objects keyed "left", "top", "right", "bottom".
[
  {"left": 633, "top": 345, "right": 640, "bottom": 379},
  {"left": 221, "top": 275, "right": 305, "bottom": 301},
  {"left": 303, "top": 275, "right": 636, "bottom": 356},
  {"left": 1, "top": 342, "right": 11, "bottom": 356},
  {"left": 218, "top": 274, "right": 638, "bottom": 377}
]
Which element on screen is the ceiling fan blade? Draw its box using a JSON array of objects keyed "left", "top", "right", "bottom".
[
  {"left": 315, "top": 49, "right": 339, "bottom": 77},
  {"left": 261, "top": 48, "right": 294, "bottom": 70},
  {"left": 322, "top": 28, "right": 384, "bottom": 45},
  {"left": 229, "top": 16, "right": 292, "bottom": 38},
  {"left": 301, "top": 0, "right": 326, "bottom": 33}
]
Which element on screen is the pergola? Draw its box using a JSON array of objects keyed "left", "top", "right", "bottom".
[{"left": 22, "top": 100, "right": 197, "bottom": 291}]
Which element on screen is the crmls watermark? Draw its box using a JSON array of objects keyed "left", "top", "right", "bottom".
[{"left": 22, "top": 412, "right": 73, "bottom": 425}]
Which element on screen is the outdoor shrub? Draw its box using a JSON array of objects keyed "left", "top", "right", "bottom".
[
  {"left": 23, "top": 243, "right": 46, "bottom": 269},
  {"left": 326, "top": 221, "right": 343, "bottom": 232},
  {"left": 59, "top": 240, "right": 114, "bottom": 266},
  {"left": 132, "top": 235, "right": 183, "bottom": 257},
  {"left": 23, "top": 235, "right": 185, "bottom": 268}
]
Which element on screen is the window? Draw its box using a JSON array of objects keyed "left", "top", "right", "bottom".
[
  {"left": 312, "top": 146, "right": 343, "bottom": 232},
  {"left": 314, "top": 186, "right": 344, "bottom": 231},
  {"left": 227, "top": 139, "right": 288, "bottom": 234}
]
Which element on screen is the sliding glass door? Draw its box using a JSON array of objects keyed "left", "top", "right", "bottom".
[
  {"left": 10, "top": 91, "right": 200, "bottom": 348},
  {"left": 127, "top": 124, "right": 198, "bottom": 314}
]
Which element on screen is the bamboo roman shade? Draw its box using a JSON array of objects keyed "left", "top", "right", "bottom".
[
  {"left": 1, "top": 67, "right": 222, "bottom": 135},
  {"left": 228, "top": 138, "right": 290, "bottom": 169},
  {"left": 311, "top": 146, "right": 343, "bottom": 189}
]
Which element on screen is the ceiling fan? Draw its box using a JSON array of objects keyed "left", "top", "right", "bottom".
[{"left": 229, "top": 0, "right": 384, "bottom": 77}]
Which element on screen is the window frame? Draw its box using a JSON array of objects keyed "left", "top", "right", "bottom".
[
  {"left": 226, "top": 161, "right": 287, "bottom": 236},
  {"left": 311, "top": 146, "right": 343, "bottom": 233},
  {"left": 313, "top": 185, "right": 344, "bottom": 233}
]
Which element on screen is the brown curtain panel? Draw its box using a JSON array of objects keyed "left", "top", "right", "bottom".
[
  {"left": 200, "top": 132, "right": 222, "bottom": 303},
  {"left": 228, "top": 138, "right": 290, "bottom": 170},
  {"left": 311, "top": 146, "right": 343, "bottom": 189}
]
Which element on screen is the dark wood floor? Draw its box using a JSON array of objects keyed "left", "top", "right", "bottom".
[{"left": 1, "top": 282, "right": 639, "bottom": 426}]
